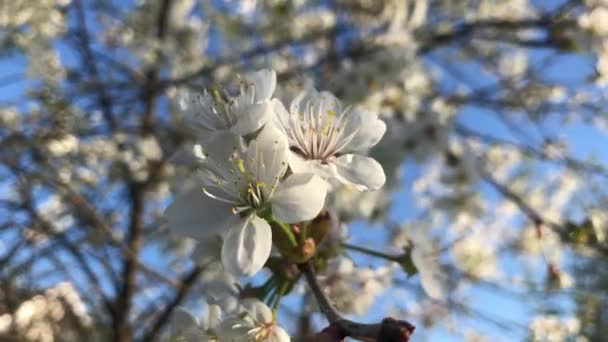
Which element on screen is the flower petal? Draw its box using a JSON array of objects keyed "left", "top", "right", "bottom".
[
  {"left": 288, "top": 152, "right": 335, "bottom": 178},
  {"left": 290, "top": 87, "right": 319, "bottom": 115},
  {"left": 241, "top": 298, "right": 273, "bottom": 323},
  {"left": 246, "top": 69, "right": 276, "bottom": 102},
  {"left": 178, "top": 91, "right": 227, "bottom": 131},
  {"left": 231, "top": 102, "right": 271, "bottom": 136},
  {"left": 221, "top": 215, "right": 272, "bottom": 276},
  {"left": 205, "top": 304, "right": 223, "bottom": 330},
  {"left": 316, "top": 90, "right": 343, "bottom": 117},
  {"left": 270, "top": 326, "right": 291, "bottom": 342},
  {"left": 171, "top": 308, "right": 199, "bottom": 336},
  {"left": 290, "top": 88, "right": 342, "bottom": 120},
  {"left": 271, "top": 173, "right": 327, "bottom": 223},
  {"left": 202, "top": 131, "right": 245, "bottom": 167},
  {"left": 344, "top": 108, "right": 387, "bottom": 152},
  {"left": 247, "top": 123, "right": 289, "bottom": 187},
  {"left": 165, "top": 188, "right": 237, "bottom": 240},
  {"left": 272, "top": 98, "right": 290, "bottom": 131},
  {"left": 413, "top": 248, "right": 445, "bottom": 300},
  {"left": 333, "top": 154, "right": 386, "bottom": 191}
]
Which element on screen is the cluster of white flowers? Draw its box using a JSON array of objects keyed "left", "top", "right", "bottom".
[
  {"left": 0, "top": 282, "right": 91, "bottom": 342},
  {"left": 317, "top": 257, "right": 392, "bottom": 315},
  {"left": 528, "top": 315, "right": 586, "bottom": 342},
  {"left": 168, "top": 299, "right": 289, "bottom": 342},
  {"left": 578, "top": 3, "right": 608, "bottom": 84},
  {"left": 166, "top": 69, "right": 386, "bottom": 277}
]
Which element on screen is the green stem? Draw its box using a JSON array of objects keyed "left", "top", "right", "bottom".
[
  {"left": 260, "top": 276, "right": 278, "bottom": 301},
  {"left": 273, "top": 218, "right": 297, "bottom": 247},
  {"left": 300, "top": 222, "right": 308, "bottom": 244},
  {"left": 272, "top": 280, "right": 289, "bottom": 310},
  {"left": 342, "top": 242, "right": 401, "bottom": 262}
]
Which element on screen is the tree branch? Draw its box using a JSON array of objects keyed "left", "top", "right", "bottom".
[
  {"left": 139, "top": 264, "right": 204, "bottom": 342},
  {"left": 299, "top": 262, "right": 414, "bottom": 342}
]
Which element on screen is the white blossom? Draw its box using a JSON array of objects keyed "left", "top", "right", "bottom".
[
  {"left": 169, "top": 305, "right": 222, "bottom": 342},
  {"left": 528, "top": 315, "right": 584, "bottom": 342},
  {"left": 217, "top": 299, "right": 290, "bottom": 342},
  {"left": 452, "top": 236, "right": 498, "bottom": 280},
  {"left": 179, "top": 69, "right": 277, "bottom": 137},
  {"left": 165, "top": 124, "right": 327, "bottom": 276},
  {"left": 273, "top": 87, "right": 386, "bottom": 191},
  {"left": 317, "top": 257, "right": 391, "bottom": 315},
  {"left": 392, "top": 226, "right": 446, "bottom": 300}
]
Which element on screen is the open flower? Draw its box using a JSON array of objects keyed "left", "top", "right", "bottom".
[
  {"left": 165, "top": 124, "right": 327, "bottom": 276},
  {"left": 273, "top": 87, "right": 386, "bottom": 191},
  {"left": 179, "top": 69, "right": 276, "bottom": 136},
  {"left": 393, "top": 226, "right": 445, "bottom": 300},
  {"left": 170, "top": 305, "right": 222, "bottom": 342},
  {"left": 218, "top": 299, "right": 290, "bottom": 342}
]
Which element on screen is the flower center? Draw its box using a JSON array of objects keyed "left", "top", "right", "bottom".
[
  {"left": 288, "top": 107, "right": 352, "bottom": 162},
  {"left": 242, "top": 181, "right": 266, "bottom": 209}
]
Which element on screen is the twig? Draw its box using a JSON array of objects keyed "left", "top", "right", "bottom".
[
  {"left": 299, "top": 262, "right": 414, "bottom": 342},
  {"left": 139, "top": 264, "right": 204, "bottom": 342},
  {"left": 113, "top": 1, "right": 173, "bottom": 340}
]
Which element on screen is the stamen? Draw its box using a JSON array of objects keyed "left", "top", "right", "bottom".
[{"left": 202, "top": 187, "right": 240, "bottom": 205}]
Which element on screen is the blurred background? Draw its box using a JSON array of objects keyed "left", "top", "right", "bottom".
[{"left": 1, "top": 0, "right": 608, "bottom": 341}]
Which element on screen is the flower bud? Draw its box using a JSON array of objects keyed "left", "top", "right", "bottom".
[{"left": 309, "top": 210, "right": 332, "bottom": 245}]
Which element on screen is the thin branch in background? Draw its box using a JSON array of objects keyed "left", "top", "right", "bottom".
[
  {"left": 139, "top": 264, "right": 204, "bottom": 342},
  {"left": 113, "top": 0, "right": 173, "bottom": 339},
  {"left": 299, "top": 261, "right": 415, "bottom": 342}
]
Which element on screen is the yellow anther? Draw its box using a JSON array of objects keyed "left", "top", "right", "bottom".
[
  {"left": 321, "top": 109, "right": 335, "bottom": 134},
  {"left": 211, "top": 88, "right": 221, "bottom": 100},
  {"left": 234, "top": 159, "right": 246, "bottom": 174}
]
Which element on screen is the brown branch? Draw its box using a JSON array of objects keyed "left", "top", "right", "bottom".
[
  {"left": 113, "top": 0, "right": 173, "bottom": 339},
  {"left": 73, "top": 0, "right": 117, "bottom": 130},
  {"left": 299, "top": 262, "right": 414, "bottom": 342},
  {"left": 139, "top": 264, "right": 204, "bottom": 342},
  {"left": 482, "top": 172, "right": 608, "bottom": 256}
]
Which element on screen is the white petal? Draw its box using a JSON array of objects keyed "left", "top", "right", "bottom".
[
  {"left": 247, "top": 123, "right": 289, "bottom": 187},
  {"left": 344, "top": 109, "right": 386, "bottom": 152},
  {"left": 316, "top": 90, "right": 343, "bottom": 117},
  {"left": 270, "top": 326, "right": 291, "bottom": 342},
  {"left": 290, "top": 87, "right": 319, "bottom": 115},
  {"left": 171, "top": 308, "right": 199, "bottom": 336},
  {"left": 241, "top": 298, "right": 273, "bottom": 323},
  {"left": 271, "top": 173, "right": 327, "bottom": 223},
  {"left": 272, "top": 98, "right": 290, "bottom": 131},
  {"left": 412, "top": 248, "right": 445, "bottom": 300},
  {"left": 288, "top": 152, "right": 335, "bottom": 178},
  {"left": 221, "top": 215, "right": 272, "bottom": 276},
  {"left": 200, "top": 131, "right": 245, "bottom": 181},
  {"left": 179, "top": 91, "right": 226, "bottom": 131},
  {"left": 419, "top": 267, "right": 445, "bottom": 301},
  {"left": 168, "top": 143, "right": 205, "bottom": 166},
  {"left": 290, "top": 88, "right": 343, "bottom": 119},
  {"left": 246, "top": 69, "right": 276, "bottom": 102},
  {"left": 205, "top": 304, "right": 223, "bottom": 330},
  {"left": 333, "top": 154, "right": 386, "bottom": 191},
  {"left": 165, "top": 188, "right": 236, "bottom": 240},
  {"left": 217, "top": 317, "right": 252, "bottom": 340},
  {"left": 231, "top": 102, "right": 271, "bottom": 136}
]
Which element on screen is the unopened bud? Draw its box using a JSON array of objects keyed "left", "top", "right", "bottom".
[
  {"left": 301, "top": 237, "right": 316, "bottom": 260},
  {"left": 292, "top": 224, "right": 302, "bottom": 235},
  {"left": 271, "top": 222, "right": 296, "bottom": 255},
  {"left": 309, "top": 210, "right": 332, "bottom": 244}
]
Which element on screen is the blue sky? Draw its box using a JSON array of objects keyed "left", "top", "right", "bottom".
[{"left": 2, "top": 0, "right": 608, "bottom": 340}]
